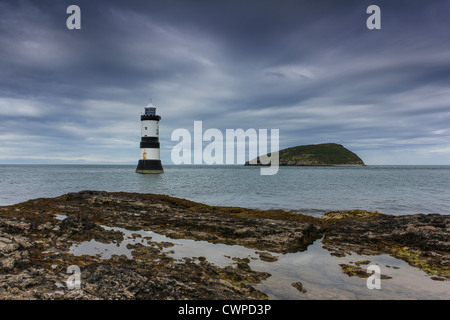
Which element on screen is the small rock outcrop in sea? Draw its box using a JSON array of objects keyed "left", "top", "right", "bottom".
[
  {"left": 0, "top": 191, "right": 448, "bottom": 299},
  {"left": 245, "top": 143, "right": 365, "bottom": 166}
]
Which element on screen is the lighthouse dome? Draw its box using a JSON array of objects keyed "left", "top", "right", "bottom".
[
  {"left": 146, "top": 100, "right": 156, "bottom": 108},
  {"left": 144, "top": 100, "right": 157, "bottom": 115}
]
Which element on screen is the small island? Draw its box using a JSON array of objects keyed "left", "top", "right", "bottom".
[{"left": 245, "top": 143, "right": 365, "bottom": 166}]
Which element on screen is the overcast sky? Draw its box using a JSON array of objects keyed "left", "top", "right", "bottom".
[{"left": 0, "top": 0, "right": 449, "bottom": 165}]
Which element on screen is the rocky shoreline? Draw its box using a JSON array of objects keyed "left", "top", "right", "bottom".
[{"left": 0, "top": 190, "right": 448, "bottom": 299}]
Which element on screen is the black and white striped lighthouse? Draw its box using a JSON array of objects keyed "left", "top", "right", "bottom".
[{"left": 136, "top": 100, "right": 164, "bottom": 174}]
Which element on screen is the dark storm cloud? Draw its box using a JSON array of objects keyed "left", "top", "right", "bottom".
[{"left": 0, "top": 0, "right": 450, "bottom": 164}]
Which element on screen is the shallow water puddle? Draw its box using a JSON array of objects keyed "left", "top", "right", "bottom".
[
  {"left": 252, "top": 239, "right": 450, "bottom": 300},
  {"left": 69, "top": 226, "right": 259, "bottom": 266},
  {"left": 69, "top": 225, "right": 450, "bottom": 300},
  {"left": 70, "top": 238, "right": 135, "bottom": 259}
]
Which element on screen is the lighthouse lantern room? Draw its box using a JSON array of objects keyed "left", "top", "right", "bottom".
[{"left": 136, "top": 100, "right": 164, "bottom": 174}]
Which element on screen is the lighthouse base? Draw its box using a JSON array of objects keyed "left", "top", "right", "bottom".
[{"left": 136, "top": 160, "right": 164, "bottom": 174}]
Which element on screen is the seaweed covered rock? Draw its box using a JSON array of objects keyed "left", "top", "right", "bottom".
[{"left": 323, "top": 213, "right": 450, "bottom": 279}]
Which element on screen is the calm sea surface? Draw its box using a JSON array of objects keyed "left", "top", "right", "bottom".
[{"left": 1, "top": 164, "right": 449, "bottom": 216}]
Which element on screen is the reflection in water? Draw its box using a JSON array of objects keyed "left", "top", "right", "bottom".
[{"left": 70, "top": 226, "right": 450, "bottom": 300}]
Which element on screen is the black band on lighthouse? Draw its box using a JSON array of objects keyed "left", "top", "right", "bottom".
[
  {"left": 140, "top": 141, "right": 160, "bottom": 149},
  {"left": 141, "top": 114, "right": 161, "bottom": 121},
  {"left": 136, "top": 160, "right": 163, "bottom": 172},
  {"left": 141, "top": 137, "right": 159, "bottom": 142}
]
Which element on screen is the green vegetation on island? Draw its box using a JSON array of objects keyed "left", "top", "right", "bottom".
[{"left": 246, "top": 143, "right": 365, "bottom": 166}]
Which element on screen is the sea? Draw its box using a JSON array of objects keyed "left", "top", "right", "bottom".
[
  {"left": 1, "top": 164, "right": 449, "bottom": 299},
  {"left": 1, "top": 164, "right": 449, "bottom": 216}
]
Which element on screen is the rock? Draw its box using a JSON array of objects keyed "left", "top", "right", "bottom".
[
  {"left": 430, "top": 276, "right": 447, "bottom": 281},
  {"left": 60, "top": 215, "right": 100, "bottom": 233},
  {"left": 323, "top": 213, "right": 450, "bottom": 279},
  {"left": 291, "top": 281, "right": 307, "bottom": 293},
  {"left": 256, "top": 251, "right": 278, "bottom": 262},
  {"left": 339, "top": 263, "right": 392, "bottom": 280},
  {"left": 0, "top": 231, "right": 33, "bottom": 271},
  {"left": 0, "top": 191, "right": 282, "bottom": 299},
  {"left": 0, "top": 190, "right": 448, "bottom": 300}
]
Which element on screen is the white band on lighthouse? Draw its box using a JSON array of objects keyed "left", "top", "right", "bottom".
[
  {"left": 140, "top": 148, "right": 160, "bottom": 160},
  {"left": 136, "top": 100, "right": 164, "bottom": 174},
  {"left": 141, "top": 120, "right": 159, "bottom": 137}
]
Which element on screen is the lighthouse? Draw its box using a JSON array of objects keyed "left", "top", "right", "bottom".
[{"left": 136, "top": 100, "right": 164, "bottom": 174}]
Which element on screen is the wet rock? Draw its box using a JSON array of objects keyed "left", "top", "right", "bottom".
[
  {"left": 291, "top": 281, "right": 307, "bottom": 293},
  {"left": 60, "top": 215, "right": 99, "bottom": 233},
  {"left": 339, "top": 263, "right": 392, "bottom": 279},
  {"left": 0, "top": 231, "right": 33, "bottom": 271},
  {"left": 256, "top": 251, "right": 278, "bottom": 262},
  {"left": 430, "top": 276, "right": 447, "bottom": 281},
  {"left": 58, "top": 191, "right": 324, "bottom": 254},
  {"left": 353, "top": 260, "right": 371, "bottom": 266},
  {"left": 59, "top": 214, "right": 123, "bottom": 244},
  {"left": 323, "top": 213, "right": 450, "bottom": 279},
  {"left": 0, "top": 190, "right": 448, "bottom": 300}
]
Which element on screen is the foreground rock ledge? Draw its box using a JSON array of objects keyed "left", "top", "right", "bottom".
[
  {"left": 322, "top": 210, "right": 450, "bottom": 280},
  {"left": 0, "top": 191, "right": 448, "bottom": 299}
]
